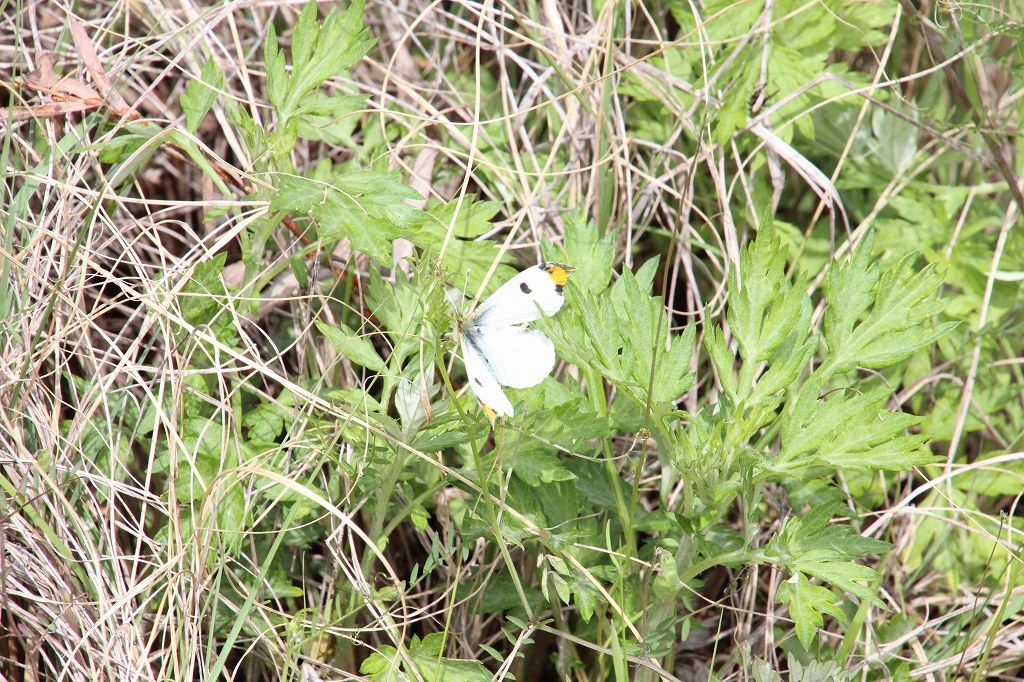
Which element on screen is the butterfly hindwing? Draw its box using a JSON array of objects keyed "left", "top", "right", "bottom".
[{"left": 470, "top": 325, "right": 555, "bottom": 389}]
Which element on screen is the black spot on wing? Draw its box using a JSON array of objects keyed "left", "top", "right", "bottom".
[{"left": 520, "top": 282, "right": 532, "bottom": 294}]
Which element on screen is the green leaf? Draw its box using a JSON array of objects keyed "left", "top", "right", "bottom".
[
  {"left": 181, "top": 58, "right": 223, "bottom": 133},
  {"left": 365, "top": 267, "right": 421, "bottom": 359},
  {"left": 714, "top": 58, "right": 758, "bottom": 144},
  {"left": 650, "top": 323, "right": 697, "bottom": 404},
  {"left": 177, "top": 254, "right": 238, "bottom": 347},
  {"left": 780, "top": 386, "right": 937, "bottom": 471},
  {"left": 404, "top": 633, "right": 493, "bottom": 682},
  {"left": 767, "top": 501, "right": 889, "bottom": 609},
  {"left": 528, "top": 386, "right": 612, "bottom": 443},
  {"left": 776, "top": 572, "right": 845, "bottom": 650},
  {"left": 395, "top": 373, "right": 429, "bottom": 436},
  {"left": 511, "top": 447, "right": 577, "bottom": 486},
  {"left": 748, "top": 334, "right": 816, "bottom": 405},
  {"left": 784, "top": 501, "right": 892, "bottom": 559},
  {"left": 265, "top": 0, "right": 376, "bottom": 125},
  {"left": 420, "top": 196, "right": 503, "bottom": 239},
  {"left": 567, "top": 567, "right": 600, "bottom": 623},
  {"left": 562, "top": 260, "right": 693, "bottom": 409},
  {"left": 326, "top": 387, "right": 383, "bottom": 413},
  {"left": 271, "top": 173, "right": 422, "bottom": 261},
  {"left": 704, "top": 325, "right": 738, "bottom": 403},
  {"left": 794, "top": 552, "right": 883, "bottom": 606},
  {"left": 294, "top": 92, "right": 368, "bottom": 144},
  {"left": 242, "top": 392, "right": 294, "bottom": 442},
  {"left": 406, "top": 197, "right": 514, "bottom": 294},
  {"left": 434, "top": 238, "right": 509, "bottom": 295},
  {"left": 728, "top": 221, "right": 808, "bottom": 371},
  {"left": 412, "top": 415, "right": 470, "bottom": 451},
  {"left": 316, "top": 320, "right": 384, "bottom": 371},
  {"left": 821, "top": 234, "right": 956, "bottom": 378},
  {"left": 542, "top": 556, "right": 602, "bottom": 624},
  {"left": 561, "top": 208, "right": 615, "bottom": 294}
]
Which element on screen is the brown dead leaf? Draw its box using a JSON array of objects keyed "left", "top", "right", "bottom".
[
  {"left": 9, "top": 35, "right": 140, "bottom": 122},
  {"left": 25, "top": 53, "right": 61, "bottom": 89},
  {"left": 0, "top": 102, "right": 93, "bottom": 122},
  {"left": 22, "top": 52, "right": 101, "bottom": 101},
  {"left": 69, "top": 18, "right": 133, "bottom": 115}
]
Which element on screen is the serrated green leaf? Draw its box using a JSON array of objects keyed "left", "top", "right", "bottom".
[
  {"left": 263, "top": 22, "right": 288, "bottom": 119},
  {"left": 409, "top": 651, "right": 494, "bottom": 681},
  {"left": 511, "top": 447, "right": 577, "bottom": 486},
  {"left": 266, "top": 0, "right": 376, "bottom": 124},
  {"left": 364, "top": 268, "right": 423, "bottom": 367},
  {"left": 326, "top": 387, "right": 383, "bottom": 413},
  {"left": 749, "top": 335, "right": 816, "bottom": 405},
  {"left": 776, "top": 572, "right": 845, "bottom": 649},
  {"left": 242, "top": 393, "right": 293, "bottom": 442},
  {"left": 789, "top": 506, "right": 892, "bottom": 560},
  {"left": 704, "top": 326, "right": 738, "bottom": 402},
  {"left": 532, "top": 389, "right": 613, "bottom": 443},
  {"left": 181, "top": 58, "right": 223, "bottom": 133},
  {"left": 568, "top": 568, "right": 600, "bottom": 623},
  {"left": 853, "top": 322, "right": 959, "bottom": 368},
  {"left": 271, "top": 174, "right": 329, "bottom": 211},
  {"left": 360, "top": 646, "right": 399, "bottom": 679},
  {"left": 272, "top": 173, "right": 422, "bottom": 261},
  {"left": 316, "top": 320, "right": 384, "bottom": 371},
  {"left": 822, "top": 237, "right": 954, "bottom": 378},
  {"left": 180, "top": 253, "right": 229, "bottom": 332},
  {"left": 713, "top": 59, "right": 758, "bottom": 144},
  {"left": 767, "top": 501, "right": 890, "bottom": 610},
  {"left": 562, "top": 208, "right": 615, "bottom": 294},
  {"left": 294, "top": 93, "right": 368, "bottom": 144},
  {"left": 214, "top": 482, "right": 247, "bottom": 553},
  {"left": 437, "top": 238, "right": 510, "bottom": 294},
  {"left": 568, "top": 261, "right": 695, "bottom": 408},
  {"left": 794, "top": 552, "right": 884, "bottom": 607},
  {"left": 419, "top": 195, "right": 502, "bottom": 239},
  {"left": 727, "top": 221, "right": 810, "bottom": 380},
  {"left": 780, "top": 386, "right": 937, "bottom": 472},
  {"left": 650, "top": 323, "right": 697, "bottom": 404},
  {"left": 412, "top": 418, "right": 469, "bottom": 451},
  {"left": 818, "top": 433, "right": 936, "bottom": 471}
]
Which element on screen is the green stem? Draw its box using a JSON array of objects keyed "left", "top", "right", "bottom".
[{"left": 583, "top": 364, "right": 637, "bottom": 563}]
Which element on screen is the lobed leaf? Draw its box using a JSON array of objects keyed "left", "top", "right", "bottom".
[
  {"left": 776, "top": 572, "right": 846, "bottom": 650},
  {"left": 315, "top": 320, "right": 384, "bottom": 371}
]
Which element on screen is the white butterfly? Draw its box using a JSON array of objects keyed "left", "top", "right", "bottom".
[{"left": 459, "top": 262, "right": 574, "bottom": 420}]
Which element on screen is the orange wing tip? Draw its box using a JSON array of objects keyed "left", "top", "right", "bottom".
[
  {"left": 482, "top": 404, "right": 500, "bottom": 423},
  {"left": 541, "top": 262, "right": 574, "bottom": 289}
]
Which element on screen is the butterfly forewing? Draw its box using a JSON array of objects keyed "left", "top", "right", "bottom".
[
  {"left": 472, "top": 263, "right": 571, "bottom": 327},
  {"left": 461, "top": 335, "right": 515, "bottom": 417}
]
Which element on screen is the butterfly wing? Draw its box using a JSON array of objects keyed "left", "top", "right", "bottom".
[
  {"left": 472, "top": 262, "right": 573, "bottom": 327},
  {"left": 471, "top": 326, "right": 556, "bottom": 389},
  {"left": 461, "top": 333, "right": 515, "bottom": 418}
]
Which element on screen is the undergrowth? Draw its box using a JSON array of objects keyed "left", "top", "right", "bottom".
[{"left": 1, "top": 0, "right": 1022, "bottom": 680}]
